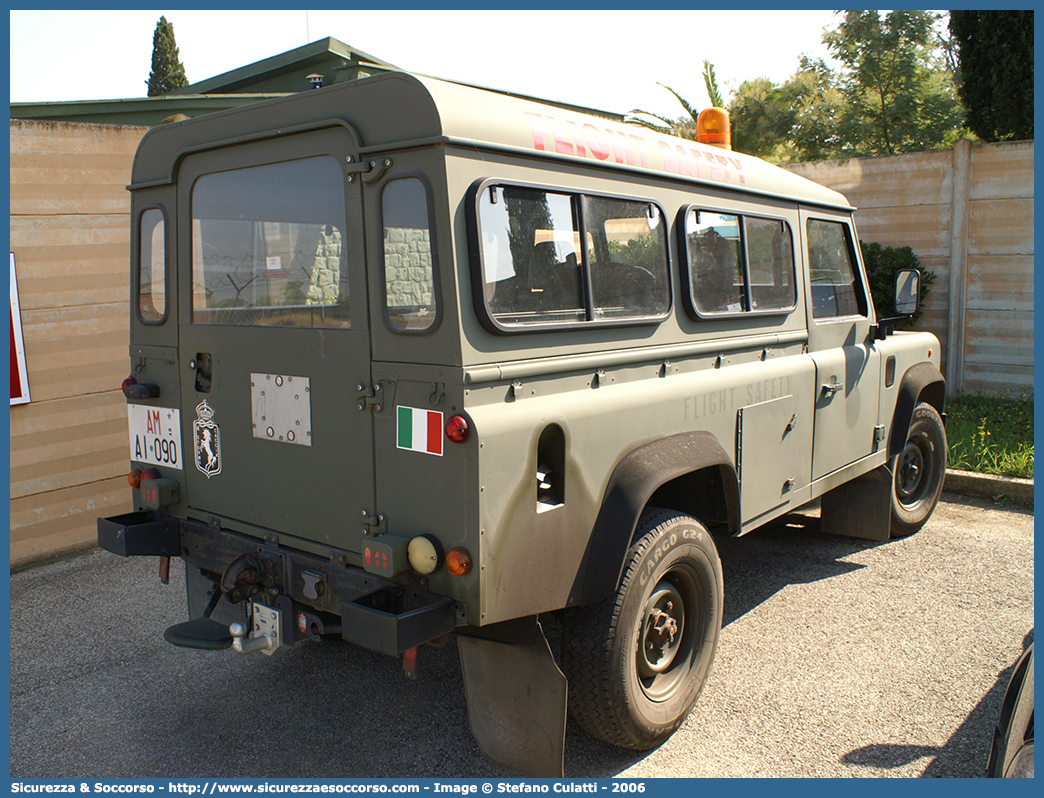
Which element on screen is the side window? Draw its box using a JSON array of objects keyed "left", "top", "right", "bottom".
[
  {"left": 585, "top": 196, "right": 670, "bottom": 319},
  {"left": 474, "top": 183, "right": 669, "bottom": 329},
  {"left": 191, "top": 156, "right": 350, "bottom": 328},
  {"left": 682, "top": 208, "right": 795, "bottom": 317},
  {"left": 806, "top": 219, "right": 867, "bottom": 319},
  {"left": 479, "top": 186, "right": 585, "bottom": 326},
  {"left": 746, "top": 216, "right": 795, "bottom": 311},
  {"left": 137, "top": 208, "right": 166, "bottom": 322},
  {"left": 684, "top": 211, "right": 744, "bottom": 314},
  {"left": 382, "top": 177, "right": 438, "bottom": 332}
]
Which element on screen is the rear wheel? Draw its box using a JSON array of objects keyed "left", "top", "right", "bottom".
[
  {"left": 562, "top": 507, "right": 723, "bottom": 749},
  {"left": 891, "top": 402, "right": 947, "bottom": 537}
]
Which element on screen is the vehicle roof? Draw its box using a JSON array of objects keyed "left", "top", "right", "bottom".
[{"left": 131, "top": 71, "right": 853, "bottom": 211}]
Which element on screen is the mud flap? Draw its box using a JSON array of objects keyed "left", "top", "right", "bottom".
[
  {"left": 820, "top": 463, "right": 892, "bottom": 541},
  {"left": 457, "top": 618, "right": 567, "bottom": 777}
]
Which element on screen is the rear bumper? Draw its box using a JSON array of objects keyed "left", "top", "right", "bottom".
[{"left": 97, "top": 512, "right": 463, "bottom": 656}]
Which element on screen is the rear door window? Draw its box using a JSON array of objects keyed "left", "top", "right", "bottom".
[
  {"left": 381, "top": 176, "right": 439, "bottom": 332},
  {"left": 190, "top": 156, "right": 350, "bottom": 328},
  {"left": 137, "top": 207, "right": 167, "bottom": 323}
]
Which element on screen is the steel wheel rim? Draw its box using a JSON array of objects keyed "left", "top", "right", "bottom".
[
  {"left": 636, "top": 565, "right": 700, "bottom": 702},
  {"left": 896, "top": 431, "right": 934, "bottom": 506}
]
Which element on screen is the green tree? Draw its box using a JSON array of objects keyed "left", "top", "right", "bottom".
[
  {"left": 702, "top": 60, "right": 724, "bottom": 108},
  {"left": 949, "top": 10, "right": 1034, "bottom": 142},
  {"left": 147, "top": 16, "right": 188, "bottom": 97},
  {"left": 634, "top": 11, "right": 965, "bottom": 162},
  {"left": 729, "top": 56, "right": 844, "bottom": 163},
  {"left": 825, "top": 10, "right": 964, "bottom": 156}
]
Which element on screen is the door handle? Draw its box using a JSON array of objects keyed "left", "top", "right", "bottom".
[{"left": 822, "top": 380, "right": 843, "bottom": 396}]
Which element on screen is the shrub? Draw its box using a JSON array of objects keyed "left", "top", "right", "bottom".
[{"left": 860, "top": 241, "right": 937, "bottom": 327}]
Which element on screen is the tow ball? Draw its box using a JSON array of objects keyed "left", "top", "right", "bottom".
[
  {"left": 164, "top": 553, "right": 285, "bottom": 652},
  {"left": 230, "top": 603, "right": 283, "bottom": 656}
]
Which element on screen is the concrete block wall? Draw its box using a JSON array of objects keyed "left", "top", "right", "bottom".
[
  {"left": 784, "top": 139, "right": 1034, "bottom": 396},
  {"left": 9, "top": 120, "right": 148, "bottom": 565}
]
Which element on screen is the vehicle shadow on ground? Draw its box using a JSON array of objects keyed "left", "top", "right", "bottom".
[
  {"left": 714, "top": 504, "right": 887, "bottom": 628},
  {"left": 839, "top": 629, "right": 1034, "bottom": 777},
  {"left": 559, "top": 506, "right": 907, "bottom": 778}
]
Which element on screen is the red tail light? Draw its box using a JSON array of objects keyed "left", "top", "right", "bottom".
[{"left": 445, "top": 415, "right": 470, "bottom": 444}]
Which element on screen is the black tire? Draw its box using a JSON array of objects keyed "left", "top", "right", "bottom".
[
  {"left": 561, "top": 507, "right": 723, "bottom": 749},
  {"left": 891, "top": 402, "right": 947, "bottom": 537}
]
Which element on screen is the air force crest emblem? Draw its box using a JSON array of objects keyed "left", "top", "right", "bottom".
[{"left": 193, "top": 400, "right": 222, "bottom": 478}]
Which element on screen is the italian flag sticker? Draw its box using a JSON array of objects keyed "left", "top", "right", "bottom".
[{"left": 397, "top": 406, "right": 444, "bottom": 456}]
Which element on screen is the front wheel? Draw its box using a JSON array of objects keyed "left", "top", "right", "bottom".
[
  {"left": 562, "top": 508, "right": 723, "bottom": 749},
  {"left": 891, "top": 402, "right": 947, "bottom": 537}
]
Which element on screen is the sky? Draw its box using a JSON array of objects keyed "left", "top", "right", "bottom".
[{"left": 9, "top": 8, "right": 844, "bottom": 119}]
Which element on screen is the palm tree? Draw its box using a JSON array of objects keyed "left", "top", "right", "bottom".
[{"left": 626, "top": 61, "right": 724, "bottom": 139}]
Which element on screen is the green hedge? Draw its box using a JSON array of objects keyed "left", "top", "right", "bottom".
[{"left": 860, "top": 241, "right": 937, "bottom": 327}]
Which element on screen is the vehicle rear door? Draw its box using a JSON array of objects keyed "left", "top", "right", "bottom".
[{"left": 176, "top": 126, "right": 374, "bottom": 551}]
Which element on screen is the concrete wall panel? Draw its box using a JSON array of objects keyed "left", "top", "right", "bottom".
[
  {"left": 969, "top": 141, "right": 1035, "bottom": 200},
  {"left": 10, "top": 391, "right": 130, "bottom": 499},
  {"left": 9, "top": 477, "right": 130, "bottom": 565},
  {"left": 786, "top": 140, "right": 1033, "bottom": 396},
  {"left": 10, "top": 120, "right": 141, "bottom": 216},
  {"left": 968, "top": 198, "right": 1034, "bottom": 257},
  {"left": 9, "top": 121, "right": 146, "bottom": 566},
  {"left": 9, "top": 215, "right": 128, "bottom": 309}
]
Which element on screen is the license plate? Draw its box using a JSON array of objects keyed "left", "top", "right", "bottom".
[{"left": 128, "top": 405, "right": 183, "bottom": 470}]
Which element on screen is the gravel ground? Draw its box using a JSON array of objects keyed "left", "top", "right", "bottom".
[{"left": 9, "top": 492, "right": 1033, "bottom": 779}]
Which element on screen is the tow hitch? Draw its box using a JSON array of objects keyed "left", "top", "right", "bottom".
[
  {"left": 230, "top": 603, "right": 283, "bottom": 656},
  {"left": 164, "top": 551, "right": 287, "bottom": 652}
]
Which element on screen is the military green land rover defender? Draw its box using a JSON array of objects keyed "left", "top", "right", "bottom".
[{"left": 98, "top": 72, "right": 946, "bottom": 776}]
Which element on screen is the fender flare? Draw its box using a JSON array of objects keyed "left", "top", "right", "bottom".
[
  {"left": 888, "top": 362, "right": 946, "bottom": 459},
  {"left": 568, "top": 431, "right": 739, "bottom": 608}
]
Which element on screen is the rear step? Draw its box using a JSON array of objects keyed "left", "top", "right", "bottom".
[
  {"left": 165, "top": 577, "right": 235, "bottom": 650},
  {"left": 164, "top": 617, "right": 232, "bottom": 650}
]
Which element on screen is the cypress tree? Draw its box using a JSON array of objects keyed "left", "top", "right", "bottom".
[
  {"left": 147, "top": 16, "right": 189, "bottom": 97},
  {"left": 950, "top": 10, "right": 1034, "bottom": 141}
]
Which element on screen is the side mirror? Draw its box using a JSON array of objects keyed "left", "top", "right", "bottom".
[
  {"left": 872, "top": 269, "right": 922, "bottom": 341},
  {"left": 894, "top": 269, "right": 920, "bottom": 315}
]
